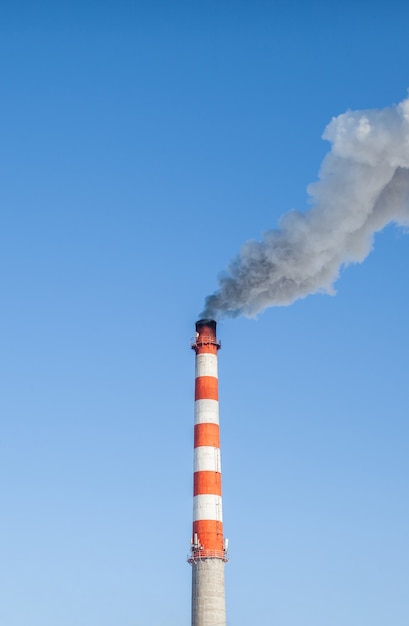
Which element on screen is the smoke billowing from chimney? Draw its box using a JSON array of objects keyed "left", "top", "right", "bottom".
[{"left": 201, "top": 95, "right": 409, "bottom": 320}]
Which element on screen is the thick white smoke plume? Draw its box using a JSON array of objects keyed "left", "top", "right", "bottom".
[{"left": 202, "top": 95, "right": 409, "bottom": 320}]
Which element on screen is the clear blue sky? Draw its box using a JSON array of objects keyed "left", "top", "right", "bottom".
[{"left": 1, "top": 2, "right": 408, "bottom": 625}]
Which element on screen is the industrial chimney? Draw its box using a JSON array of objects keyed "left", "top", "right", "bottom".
[{"left": 189, "top": 319, "right": 228, "bottom": 626}]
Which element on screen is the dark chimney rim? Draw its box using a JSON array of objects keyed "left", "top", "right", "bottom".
[
  {"left": 196, "top": 318, "right": 216, "bottom": 326},
  {"left": 195, "top": 319, "right": 217, "bottom": 333}
]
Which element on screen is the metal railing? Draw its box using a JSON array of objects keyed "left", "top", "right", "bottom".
[
  {"left": 191, "top": 335, "right": 221, "bottom": 350},
  {"left": 187, "top": 549, "right": 228, "bottom": 563}
]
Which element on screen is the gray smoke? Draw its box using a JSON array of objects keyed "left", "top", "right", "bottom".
[{"left": 201, "top": 95, "right": 409, "bottom": 320}]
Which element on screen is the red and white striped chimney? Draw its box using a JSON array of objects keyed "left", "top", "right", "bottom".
[{"left": 189, "top": 319, "right": 227, "bottom": 626}]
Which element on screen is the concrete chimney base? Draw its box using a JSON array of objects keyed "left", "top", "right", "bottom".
[{"left": 191, "top": 558, "right": 226, "bottom": 626}]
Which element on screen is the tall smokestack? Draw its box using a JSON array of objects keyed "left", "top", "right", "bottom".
[{"left": 189, "top": 319, "right": 228, "bottom": 626}]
